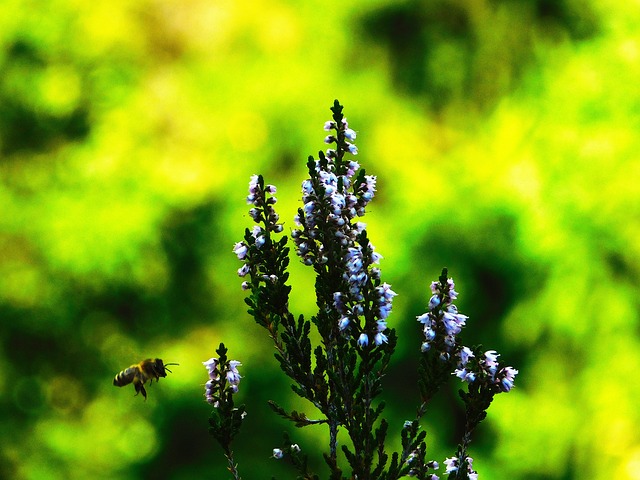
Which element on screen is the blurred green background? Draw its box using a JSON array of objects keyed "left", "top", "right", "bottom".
[{"left": 1, "top": 0, "right": 639, "bottom": 478}]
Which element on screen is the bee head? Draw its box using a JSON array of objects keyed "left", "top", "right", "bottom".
[{"left": 143, "top": 359, "right": 179, "bottom": 378}]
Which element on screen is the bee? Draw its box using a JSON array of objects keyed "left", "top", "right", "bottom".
[{"left": 113, "top": 358, "right": 178, "bottom": 400}]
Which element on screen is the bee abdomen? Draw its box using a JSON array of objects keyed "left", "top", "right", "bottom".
[{"left": 113, "top": 366, "right": 137, "bottom": 387}]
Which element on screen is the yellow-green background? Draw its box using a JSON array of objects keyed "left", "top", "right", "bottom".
[{"left": 1, "top": 0, "right": 638, "bottom": 478}]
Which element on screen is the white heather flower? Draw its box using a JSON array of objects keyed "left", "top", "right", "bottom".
[
  {"left": 248, "top": 174, "right": 260, "bottom": 194},
  {"left": 444, "top": 457, "right": 459, "bottom": 474},
  {"left": 429, "top": 294, "right": 441, "bottom": 310},
  {"left": 226, "top": 370, "right": 240, "bottom": 385},
  {"left": 233, "top": 242, "right": 248, "bottom": 260},
  {"left": 357, "top": 333, "right": 369, "bottom": 347},
  {"left": 459, "top": 346, "right": 474, "bottom": 365},
  {"left": 483, "top": 350, "right": 500, "bottom": 377},
  {"left": 203, "top": 358, "right": 219, "bottom": 379},
  {"left": 344, "top": 128, "right": 357, "bottom": 141},
  {"left": 377, "top": 282, "right": 396, "bottom": 300},
  {"left": 374, "top": 332, "right": 388, "bottom": 345},
  {"left": 498, "top": 366, "right": 519, "bottom": 392},
  {"left": 272, "top": 448, "right": 283, "bottom": 459},
  {"left": 454, "top": 368, "right": 476, "bottom": 383}
]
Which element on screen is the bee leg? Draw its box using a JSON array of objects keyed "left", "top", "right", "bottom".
[{"left": 134, "top": 382, "right": 148, "bottom": 400}]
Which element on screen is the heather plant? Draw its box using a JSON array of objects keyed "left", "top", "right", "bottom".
[{"left": 205, "top": 100, "right": 518, "bottom": 479}]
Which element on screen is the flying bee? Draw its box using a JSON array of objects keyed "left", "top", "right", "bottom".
[{"left": 113, "top": 358, "right": 178, "bottom": 400}]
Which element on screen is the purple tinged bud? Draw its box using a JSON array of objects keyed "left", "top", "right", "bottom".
[
  {"left": 302, "top": 180, "right": 314, "bottom": 194},
  {"left": 273, "top": 448, "right": 283, "bottom": 459},
  {"left": 429, "top": 295, "right": 440, "bottom": 310},
  {"left": 303, "top": 201, "right": 315, "bottom": 215},
  {"left": 324, "top": 135, "right": 336, "bottom": 144},
  {"left": 339, "top": 317, "right": 350, "bottom": 331},
  {"left": 347, "top": 143, "right": 358, "bottom": 155},
  {"left": 238, "top": 264, "right": 250, "bottom": 277},
  {"left": 423, "top": 326, "right": 436, "bottom": 341},
  {"left": 248, "top": 208, "right": 260, "bottom": 221},
  {"left": 324, "top": 120, "right": 336, "bottom": 131},
  {"left": 379, "top": 304, "right": 392, "bottom": 319}
]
